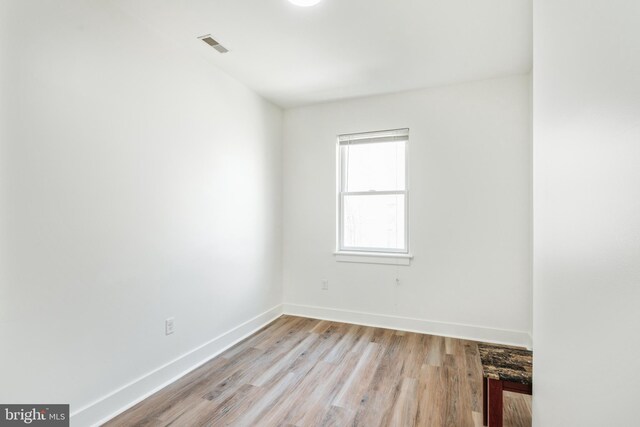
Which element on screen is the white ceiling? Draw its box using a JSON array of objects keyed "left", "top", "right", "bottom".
[{"left": 115, "top": 0, "right": 532, "bottom": 108}]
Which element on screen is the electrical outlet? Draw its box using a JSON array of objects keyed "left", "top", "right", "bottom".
[
  {"left": 321, "top": 280, "right": 329, "bottom": 290},
  {"left": 165, "top": 317, "right": 175, "bottom": 335}
]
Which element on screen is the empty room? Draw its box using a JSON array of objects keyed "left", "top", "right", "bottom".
[{"left": 1, "top": 0, "right": 638, "bottom": 426}]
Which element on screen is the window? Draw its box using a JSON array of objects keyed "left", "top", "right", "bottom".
[{"left": 337, "top": 128, "right": 409, "bottom": 256}]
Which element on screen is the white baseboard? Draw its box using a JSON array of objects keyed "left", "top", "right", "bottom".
[
  {"left": 283, "top": 303, "right": 532, "bottom": 349},
  {"left": 71, "top": 304, "right": 283, "bottom": 427}
]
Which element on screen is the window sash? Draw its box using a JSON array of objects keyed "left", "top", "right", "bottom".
[
  {"left": 338, "top": 192, "right": 408, "bottom": 253},
  {"left": 339, "top": 139, "right": 407, "bottom": 192},
  {"left": 337, "top": 129, "right": 409, "bottom": 254}
]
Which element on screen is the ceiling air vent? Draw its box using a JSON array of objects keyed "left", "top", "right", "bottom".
[{"left": 198, "top": 35, "right": 229, "bottom": 53}]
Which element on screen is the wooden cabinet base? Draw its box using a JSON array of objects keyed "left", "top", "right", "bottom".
[{"left": 483, "top": 377, "right": 532, "bottom": 427}]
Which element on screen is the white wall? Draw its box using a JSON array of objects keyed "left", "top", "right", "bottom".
[
  {"left": 533, "top": 1, "right": 640, "bottom": 425},
  {"left": 0, "top": 1, "right": 282, "bottom": 425},
  {"left": 283, "top": 75, "right": 532, "bottom": 346}
]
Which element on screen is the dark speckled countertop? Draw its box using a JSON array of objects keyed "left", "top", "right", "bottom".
[{"left": 478, "top": 343, "right": 532, "bottom": 385}]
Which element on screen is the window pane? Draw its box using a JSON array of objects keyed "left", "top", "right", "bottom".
[
  {"left": 342, "top": 194, "right": 405, "bottom": 250},
  {"left": 341, "top": 141, "right": 405, "bottom": 192}
]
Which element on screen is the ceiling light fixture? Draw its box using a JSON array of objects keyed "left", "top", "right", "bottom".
[{"left": 288, "top": 0, "right": 322, "bottom": 7}]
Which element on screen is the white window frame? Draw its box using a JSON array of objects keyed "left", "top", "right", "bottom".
[{"left": 336, "top": 128, "right": 410, "bottom": 258}]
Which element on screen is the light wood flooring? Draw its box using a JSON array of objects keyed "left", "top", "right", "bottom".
[{"left": 105, "top": 315, "right": 531, "bottom": 426}]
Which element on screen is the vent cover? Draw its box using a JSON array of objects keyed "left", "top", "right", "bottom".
[{"left": 198, "top": 35, "right": 229, "bottom": 53}]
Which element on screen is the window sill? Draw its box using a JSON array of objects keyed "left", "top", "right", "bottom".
[{"left": 333, "top": 251, "right": 413, "bottom": 266}]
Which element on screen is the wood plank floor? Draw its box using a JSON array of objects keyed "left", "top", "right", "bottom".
[{"left": 105, "top": 316, "right": 531, "bottom": 427}]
